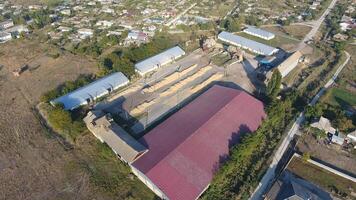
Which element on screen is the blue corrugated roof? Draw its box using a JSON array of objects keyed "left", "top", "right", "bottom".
[
  {"left": 218, "top": 31, "right": 278, "bottom": 56},
  {"left": 243, "top": 26, "right": 275, "bottom": 39},
  {"left": 51, "top": 72, "right": 129, "bottom": 110},
  {"left": 135, "top": 46, "right": 185, "bottom": 75}
]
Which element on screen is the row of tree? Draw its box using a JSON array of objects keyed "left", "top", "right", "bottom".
[
  {"left": 98, "top": 33, "right": 179, "bottom": 78},
  {"left": 203, "top": 88, "right": 305, "bottom": 199},
  {"left": 202, "top": 70, "right": 307, "bottom": 199}
]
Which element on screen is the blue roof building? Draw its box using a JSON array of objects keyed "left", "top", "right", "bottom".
[
  {"left": 50, "top": 72, "right": 129, "bottom": 110},
  {"left": 134, "top": 46, "right": 185, "bottom": 76},
  {"left": 218, "top": 31, "right": 279, "bottom": 56}
]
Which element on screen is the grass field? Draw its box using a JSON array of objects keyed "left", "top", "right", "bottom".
[
  {"left": 322, "top": 87, "right": 356, "bottom": 108},
  {"left": 288, "top": 156, "right": 356, "bottom": 199},
  {"left": 264, "top": 25, "right": 312, "bottom": 40}
]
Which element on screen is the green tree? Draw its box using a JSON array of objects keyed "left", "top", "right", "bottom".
[
  {"left": 302, "top": 152, "right": 311, "bottom": 162},
  {"left": 266, "top": 70, "right": 282, "bottom": 99},
  {"left": 245, "top": 15, "right": 261, "bottom": 26},
  {"left": 112, "top": 57, "right": 135, "bottom": 78},
  {"left": 305, "top": 104, "right": 323, "bottom": 122},
  {"left": 222, "top": 17, "right": 241, "bottom": 32},
  {"left": 48, "top": 105, "right": 72, "bottom": 132}
]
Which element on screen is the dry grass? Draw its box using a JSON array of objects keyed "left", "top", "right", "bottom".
[{"left": 0, "top": 39, "right": 155, "bottom": 200}]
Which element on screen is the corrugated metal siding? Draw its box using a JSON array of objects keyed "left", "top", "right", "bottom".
[
  {"left": 243, "top": 26, "right": 275, "bottom": 40},
  {"left": 218, "top": 31, "right": 278, "bottom": 56},
  {"left": 134, "top": 46, "right": 186, "bottom": 76},
  {"left": 51, "top": 72, "right": 129, "bottom": 110}
]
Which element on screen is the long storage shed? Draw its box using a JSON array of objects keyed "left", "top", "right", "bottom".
[
  {"left": 218, "top": 31, "right": 279, "bottom": 56},
  {"left": 134, "top": 46, "right": 186, "bottom": 76},
  {"left": 50, "top": 72, "right": 129, "bottom": 110}
]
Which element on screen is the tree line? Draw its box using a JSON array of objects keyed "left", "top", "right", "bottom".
[
  {"left": 203, "top": 89, "right": 306, "bottom": 199},
  {"left": 98, "top": 33, "right": 179, "bottom": 78},
  {"left": 202, "top": 70, "right": 306, "bottom": 199}
]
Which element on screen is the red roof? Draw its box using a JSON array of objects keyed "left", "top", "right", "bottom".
[{"left": 132, "top": 85, "right": 266, "bottom": 200}]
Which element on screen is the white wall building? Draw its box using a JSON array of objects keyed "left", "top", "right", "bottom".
[
  {"left": 0, "top": 20, "right": 14, "bottom": 30},
  {"left": 0, "top": 32, "right": 12, "bottom": 42},
  {"left": 77, "top": 28, "right": 94, "bottom": 39},
  {"left": 243, "top": 26, "right": 275, "bottom": 40},
  {"left": 134, "top": 46, "right": 186, "bottom": 76}
]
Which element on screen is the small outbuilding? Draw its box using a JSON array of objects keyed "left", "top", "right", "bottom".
[
  {"left": 310, "top": 116, "right": 336, "bottom": 134},
  {"left": 84, "top": 111, "right": 148, "bottom": 163}
]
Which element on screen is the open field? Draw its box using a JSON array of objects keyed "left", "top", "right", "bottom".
[
  {"left": 321, "top": 87, "right": 356, "bottom": 108},
  {"left": 287, "top": 156, "right": 356, "bottom": 199},
  {"left": 0, "top": 39, "right": 155, "bottom": 200},
  {"left": 264, "top": 25, "right": 313, "bottom": 40},
  {"left": 0, "top": 39, "right": 98, "bottom": 103}
]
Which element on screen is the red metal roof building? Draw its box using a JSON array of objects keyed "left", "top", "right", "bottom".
[{"left": 131, "top": 85, "right": 266, "bottom": 200}]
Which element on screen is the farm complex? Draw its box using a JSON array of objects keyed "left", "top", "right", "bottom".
[{"left": 2, "top": 0, "right": 355, "bottom": 198}]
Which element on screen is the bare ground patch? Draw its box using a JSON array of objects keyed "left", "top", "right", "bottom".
[{"left": 296, "top": 133, "right": 356, "bottom": 175}]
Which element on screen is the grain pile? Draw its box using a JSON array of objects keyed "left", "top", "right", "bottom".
[
  {"left": 143, "top": 64, "right": 198, "bottom": 93},
  {"left": 190, "top": 73, "right": 224, "bottom": 93},
  {"left": 160, "top": 65, "right": 212, "bottom": 97}
]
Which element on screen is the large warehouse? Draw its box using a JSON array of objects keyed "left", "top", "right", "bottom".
[
  {"left": 131, "top": 85, "right": 266, "bottom": 200},
  {"left": 50, "top": 72, "right": 129, "bottom": 110},
  {"left": 134, "top": 46, "right": 186, "bottom": 76},
  {"left": 218, "top": 31, "right": 278, "bottom": 56},
  {"left": 243, "top": 26, "right": 275, "bottom": 40}
]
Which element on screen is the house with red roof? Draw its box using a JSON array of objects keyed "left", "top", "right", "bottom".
[{"left": 130, "top": 85, "right": 266, "bottom": 200}]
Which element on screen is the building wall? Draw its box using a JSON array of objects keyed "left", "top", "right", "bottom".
[
  {"left": 130, "top": 165, "right": 169, "bottom": 199},
  {"left": 278, "top": 57, "right": 300, "bottom": 78},
  {"left": 243, "top": 30, "right": 275, "bottom": 40}
]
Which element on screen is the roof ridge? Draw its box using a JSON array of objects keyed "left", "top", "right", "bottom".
[{"left": 145, "top": 89, "right": 244, "bottom": 175}]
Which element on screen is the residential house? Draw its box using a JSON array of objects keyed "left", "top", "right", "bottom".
[
  {"left": 310, "top": 116, "right": 336, "bottom": 134},
  {"left": 0, "top": 20, "right": 14, "bottom": 30},
  {"left": 77, "top": 28, "right": 94, "bottom": 39}
]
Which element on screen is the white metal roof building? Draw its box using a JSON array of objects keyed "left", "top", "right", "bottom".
[
  {"left": 134, "top": 46, "right": 186, "bottom": 76},
  {"left": 218, "top": 31, "right": 279, "bottom": 56},
  {"left": 50, "top": 72, "right": 129, "bottom": 110},
  {"left": 243, "top": 26, "right": 275, "bottom": 40}
]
